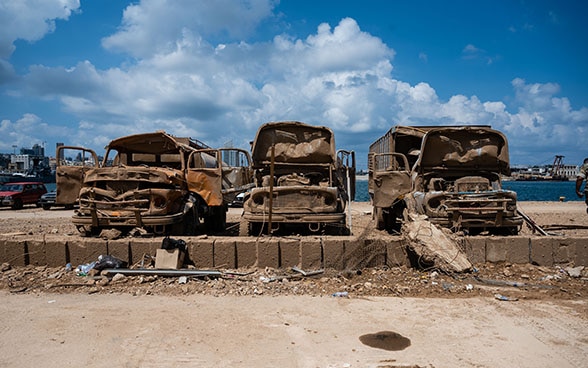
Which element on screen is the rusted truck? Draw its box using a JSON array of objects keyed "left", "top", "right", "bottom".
[
  {"left": 368, "top": 125, "right": 523, "bottom": 235},
  {"left": 56, "top": 131, "right": 253, "bottom": 236},
  {"left": 241, "top": 121, "right": 355, "bottom": 235}
]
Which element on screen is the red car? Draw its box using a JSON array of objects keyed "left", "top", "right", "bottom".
[{"left": 0, "top": 182, "right": 47, "bottom": 210}]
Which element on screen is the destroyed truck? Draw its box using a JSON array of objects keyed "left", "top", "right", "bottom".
[
  {"left": 369, "top": 125, "right": 523, "bottom": 235},
  {"left": 241, "top": 121, "right": 355, "bottom": 236},
  {"left": 56, "top": 131, "right": 253, "bottom": 236}
]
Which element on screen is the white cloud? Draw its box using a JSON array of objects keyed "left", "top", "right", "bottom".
[
  {"left": 102, "top": 0, "right": 277, "bottom": 58},
  {"left": 0, "top": 0, "right": 80, "bottom": 58}
]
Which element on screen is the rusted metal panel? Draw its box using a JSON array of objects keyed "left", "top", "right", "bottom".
[{"left": 243, "top": 121, "right": 355, "bottom": 235}]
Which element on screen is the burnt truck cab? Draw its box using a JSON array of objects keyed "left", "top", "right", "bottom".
[
  {"left": 242, "top": 121, "right": 355, "bottom": 235},
  {"left": 56, "top": 131, "right": 252, "bottom": 236},
  {"left": 408, "top": 126, "right": 523, "bottom": 235}
]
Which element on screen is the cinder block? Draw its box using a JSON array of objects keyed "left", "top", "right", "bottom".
[
  {"left": 129, "top": 238, "right": 161, "bottom": 265},
  {"left": 44, "top": 235, "right": 68, "bottom": 267},
  {"left": 506, "top": 237, "right": 530, "bottom": 264},
  {"left": 530, "top": 237, "right": 554, "bottom": 266},
  {"left": 360, "top": 237, "right": 392, "bottom": 268},
  {"left": 255, "top": 238, "right": 279, "bottom": 269},
  {"left": 485, "top": 238, "right": 508, "bottom": 263},
  {"left": 107, "top": 239, "right": 130, "bottom": 266},
  {"left": 213, "top": 238, "right": 236, "bottom": 268},
  {"left": 1, "top": 237, "right": 27, "bottom": 267},
  {"left": 575, "top": 238, "right": 588, "bottom": 266},
  {"left": 386, "top": 238, "right": 409, "bottom": 267},
  {"left": 234, "top": 237, "right": 257, "bottom": 268},
  {"left": 322, "top": 237, "right": 347, "bottom": 269},
  {"left": 464, "top": 236, "right": 486, "bottom": 264},
  {"left": 279, "top": 238, "right": 300, "bottom": 268},
  {"left": 66, "top": 238, "right": 107, "bottom": 267},
  {"left": 300, "top": 239, "right": 322, "bottom": 270},
  {"left": 25, "top": 239, "right": 46, "bottom": 266},
  {"left": 185, "top": 238, "right": 214, "bottom": 268}
]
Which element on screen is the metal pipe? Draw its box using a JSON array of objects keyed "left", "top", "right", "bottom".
[
  {"left": 268, "top": 144, "right": 275, "bottom": 235},
  {"left": 101, "top": 268, "right": 222, "bottom": 277}
]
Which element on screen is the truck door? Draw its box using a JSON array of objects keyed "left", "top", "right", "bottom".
[
  {"left": 186, "top": 149, "right": 224, "bottom": 207},
  {"left": 55, "top": 146, "right": 99, "bottom": 205},
  {"left": 337, "top": 150, "right": 356, "bottom": 201},
  {"left": 371, "top": 152, "right": 411, "bottom": 209},
  {"left": 219, "top": 148, "right": 254, "bottom": 203}
]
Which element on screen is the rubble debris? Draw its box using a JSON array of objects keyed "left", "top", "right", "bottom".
[
  {"left": 402, "top": 214, "right": 472, "bottom": 273},
  {"left": 494, "top": 294, "right": 518, "bottom": 302}
]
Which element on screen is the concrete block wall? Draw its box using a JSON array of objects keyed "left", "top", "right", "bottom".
[{"left": 0, "top": 234, "right": 586, "bottom": 270}]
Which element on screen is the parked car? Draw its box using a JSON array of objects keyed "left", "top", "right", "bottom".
[
  {"left": 38, "top": 190, "right": 75, "bottom": 210},
  {"left": 0, "top": 182, "right": 47, "bottom": 210}
]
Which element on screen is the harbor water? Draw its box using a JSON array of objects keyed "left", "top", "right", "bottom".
[
  {"left": 353, "top": 178, "right": 582, "bottom": 202},
  {"left": 45, "top": 179, "right": 582, "bottom": 203}
]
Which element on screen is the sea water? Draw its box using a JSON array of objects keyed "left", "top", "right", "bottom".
[
  {"left": 46, "top": 179, "right": 582, "bottom": 203},
  {"left": 353, "top": 179, "right": 582, "bottom": 202}
]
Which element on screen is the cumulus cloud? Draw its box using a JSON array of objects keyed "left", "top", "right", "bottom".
[
  {"left": 0, "top": 0, "right": 80, "bottom": 58},
  {"left": 102, "top": 0, "right": 277, "bottom": 58}
]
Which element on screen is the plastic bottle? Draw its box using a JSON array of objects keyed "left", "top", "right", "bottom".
[{"left": 332, "top": 291, "right": 348, "bottom": 297}]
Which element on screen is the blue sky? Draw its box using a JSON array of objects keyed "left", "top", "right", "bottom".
[{"left": 1, "top": 0, "right": 587, "bottom": 169}]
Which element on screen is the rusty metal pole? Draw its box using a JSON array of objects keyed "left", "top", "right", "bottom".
[{"left": 268, "top": 144, "right": 275, "bottom": 235}]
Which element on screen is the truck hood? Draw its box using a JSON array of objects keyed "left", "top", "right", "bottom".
[
  {"left": 413, "top": 127, "right": 511, "bottom": 175},
  {"left": 251, "top": 121, "right": 336, "bottom": 165}
]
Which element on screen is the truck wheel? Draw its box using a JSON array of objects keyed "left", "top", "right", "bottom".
[
  {"left": 248, "top": 222, "right": 264, "bottom": 236},
  {"left": 205, "top": 207, "right": 226, "bottom": 233},
  {"left": 42, "top": 204, "right": 52, "bottom": 210}
]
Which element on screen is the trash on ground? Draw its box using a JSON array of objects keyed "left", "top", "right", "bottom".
[{"left": 494, "top": 294, "right": 518, "bottom": 301}]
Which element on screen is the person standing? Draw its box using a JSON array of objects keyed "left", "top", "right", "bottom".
[{"left": 576, "top": 158, "right": 588, "bottom": 213}]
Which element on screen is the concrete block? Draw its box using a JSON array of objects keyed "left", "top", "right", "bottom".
[
  {"left": 213, "top": 238, "right": 236, "bottom": 268},
  {"left": 506, "top": 237, "right": 530, "bottom": 264},
  {"left": 279, "top": 238, "right": 300, "bottom": 268},
  {"left": 185, "top": 238, "right": 214, "bottom": 268},
  {"left": 530, "top": 237, "right": 554, "bottom": 266},
  {"left": 575, "top": 238, "right": 588, "bottom": 266},
  {"left": 255, "top": 238, "right": 279, "bottom": 269},
  {"left": 129, "top": 238, "right": 161, "bottom": 266},
  {"left": 1, "top": 237, "right": 27, "bottom": 267},
  {"left": 300, "top": 239, "right": 322, "bottom": 270},
  {"left": 44, "top": 235, "right": 68, "bottom": 267},
  {"left": 66, "top": 238, "right": 107, "bottom": 267},
  {"left": 107, "top": 239, "right": 130, "bottom": 266},
  {"left": 464, "top": 237, "right": 486, "bottom": 265},
  {"left": 386, "top": 238, "right": 409, "bottom": 267},
  {"left": 485, "top": 238, "right": 508, "bottom": 263},
  {"left": 552, "top": 238, "right": 576, "bottom": 264},
  {"left": 25, "top": 239, "right": 46, "bottom": 266},
  {"left": 235, "top": 237, "right": 257, "bottom": 268},
  {"left": 322, "top": 237, "right": 347, "bottom": 269},
  {"left": 155, "top": 248, "right": 184, "bottom": 269}
]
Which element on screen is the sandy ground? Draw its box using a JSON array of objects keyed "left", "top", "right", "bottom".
[
  {"left": 1, "top": 293, "right": 586, "bottom": 368},
  {"left": 1, "top": 202, "right": 587, "bottom": 367}
]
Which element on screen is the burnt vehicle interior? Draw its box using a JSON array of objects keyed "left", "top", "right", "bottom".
[
  {"left": 243, "top": 122, "right": 355, "bottom": 236},
  {"left": 410, "top": 127, "right": 522, "bottom": 235},
  {"left": 57, "top": 131, "right": 252, "bottom": 237}
]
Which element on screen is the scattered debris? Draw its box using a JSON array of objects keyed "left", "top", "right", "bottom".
[
  {"left": 565, "top": 266, "right": 584, "bottom": 278},
  {"left": 494, "top": 294, "right": 518, "bottom": 302},
  {"left": 403, "top": 214, "right": 472, "bottom": 273}
]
